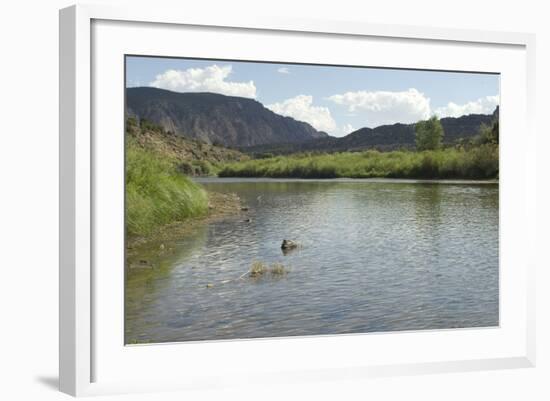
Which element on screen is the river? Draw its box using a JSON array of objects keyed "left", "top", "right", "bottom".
[{"left": 125, "top": 178, "right": 499, "bottom": 344}]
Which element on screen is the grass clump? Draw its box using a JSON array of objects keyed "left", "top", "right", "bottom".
[
  {"left": 248, "top": 261, "right": 289, "bottom": 278},
  {"left": 126, "top": 137, "right": 208, "bottom": 237},
  {"left": 219, "top": 145, "right": 498, "bottom": 180},
  {"left": 249, "top": 261, "right": 268, "bottom": 277},
  {"left": 270, "top": 262, "right": 287, "bottom": 276}
]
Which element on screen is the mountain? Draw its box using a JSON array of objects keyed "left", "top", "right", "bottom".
[
  {"left": 126, "top": 87, "right": 328, "bottom": 148},
  {"left": 127, "top": 87, "right": 498, "bottom": 155},
  {"left": 242, "top": 107, "right": 499, "bottom": 155},
  {"left": 342, "top": 109, "right": 498, "bottom": 149}
]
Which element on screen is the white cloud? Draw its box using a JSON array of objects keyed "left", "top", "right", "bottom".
[
  {"left": 327, "top": 88, "right": 432, "bottom": 127},
  {"left": 335, "top": 123, "right": 355, "bottom": 137},
  {"left": 149, "top": 64, "right": 257, "bottom": 98},
  {"left": 266, "top": 95, "right": 337, "bottom": 133},
  {"left": 434, "top": 95, "right": 499, "bottom": 118},
  {"left": 277, "top": 67, "right": 290, "bottom": 74}
]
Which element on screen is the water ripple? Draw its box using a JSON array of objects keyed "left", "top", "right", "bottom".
[{"left": 125, "top": 180, "right": 499, "bottom": 343}]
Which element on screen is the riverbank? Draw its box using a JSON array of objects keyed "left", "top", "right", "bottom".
[
  {"left": 126, "top": 137, "right": 210, "bottom": 237},
  {"left": 219, "top": 145, "right": 499, "bottom": 180},
  {"left": 126, "top": 190, "right": 244, "bottom": 265},
  {"left": 125, "top": 118, "right": 247, "bottom": 265},
  {"left": 126, "top": 117, "right": 249, "bottom": 239},
  {"left": 196, "top": 177, "right": 498, "bottom": 185}
]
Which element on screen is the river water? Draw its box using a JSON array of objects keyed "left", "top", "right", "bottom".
[{"left": 125, "top": 178, "right": 499, "bottom": 344}]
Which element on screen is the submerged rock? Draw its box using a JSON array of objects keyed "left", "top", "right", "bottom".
[{"left": 281, "top": 239, "right": 299, "bottom": 250}]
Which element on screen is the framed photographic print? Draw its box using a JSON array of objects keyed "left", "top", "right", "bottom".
[{"left": 59, "top": 4, "right": 536, "bottom": 396}]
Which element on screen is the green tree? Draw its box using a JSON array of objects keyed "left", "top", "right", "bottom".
[
  {"left": 476, "top": 120, "right": 499, "bottom": 145},
  {"left": 415, "top": 116, "right": 444, "bottom": 151}
]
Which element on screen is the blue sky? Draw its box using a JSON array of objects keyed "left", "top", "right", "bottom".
[{"left": 126, "top": 56, "right": 500, "bottom": 137}]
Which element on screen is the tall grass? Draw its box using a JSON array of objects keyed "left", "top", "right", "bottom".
[
  {"left": 126, "top": 138, "right": 208, "bottom": 237},
  {"left": 219, "top": 145, "right": 498, "bottom": 180}
]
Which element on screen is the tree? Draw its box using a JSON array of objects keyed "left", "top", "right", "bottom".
[
  {"left": 415, "top": 116, "right": 444, "bottom": 151},
  {"left": 476, "top": 120, "right": 499, "bottom": 145}
]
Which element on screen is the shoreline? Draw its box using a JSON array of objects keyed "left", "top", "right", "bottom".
[
  {"left": 196, "top": 176, "right": 499, "bottom": 185},
  {"left": 126, "top": 190, "right": 244, "bottom": 266}
]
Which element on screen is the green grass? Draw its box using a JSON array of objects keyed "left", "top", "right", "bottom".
[
  {"left": 177, "top": 159, "right": 219, "bottom": 176},
  {"left": 126, "top": 137, "right": 208, "bottom": 237},
  {"left": 219, "top": 145, "right": 498, "bottom": 180}
]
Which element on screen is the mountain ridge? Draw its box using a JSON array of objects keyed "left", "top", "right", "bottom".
[
  {"left": 126, "top": 87, "right": 328, "bottom": 148},
  {"left": 242, "top": 107, "right": 499, "bottom": 155},
  {"left": 126, "top": 87, "right": 498, "bottom": 155}
]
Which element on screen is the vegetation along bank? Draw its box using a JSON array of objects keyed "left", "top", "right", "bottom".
[{"left": 219, "top": 116, "right": 499, "bottom": 180}]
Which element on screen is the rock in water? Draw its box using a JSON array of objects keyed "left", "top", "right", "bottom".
[{"left": 281, "top": 239, "right": 298, "bottom": 250}]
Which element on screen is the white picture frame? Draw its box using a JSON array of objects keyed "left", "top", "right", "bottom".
[{"left": 59, "top": 4, "right": 536, "bottom": 397}]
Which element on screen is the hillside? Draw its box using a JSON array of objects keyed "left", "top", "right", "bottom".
[
  {"left": 126, "top": 87, "right": 328, "bottom": 148},
  {"left": 126, "top": 118, "right": 248, "bottom": 176},
  {"left": 242, "top": 107, "right": 499, "bottom": 155}
]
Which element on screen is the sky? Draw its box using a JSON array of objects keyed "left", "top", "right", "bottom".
[{"left": 126, "top": 56, "right": 500, "bottom": 137}]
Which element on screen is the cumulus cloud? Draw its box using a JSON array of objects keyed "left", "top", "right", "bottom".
[
  {"left": 335, "top": 123, "right": 355, "bottom": 137},
  {"left": 327, "top": 88, "right": 432, "bottom": 127},
  {"left": 277, "top": 67, "right": 290, "bottom": 74},
  {"left": 266, "top": 95, "right": 337, "bottom": 133},
  {"left": 149, "top": 64, "right": 257, "bottom": 98},
  {"left": 434, "top": 95, "right": 499, "bottom": 118}
]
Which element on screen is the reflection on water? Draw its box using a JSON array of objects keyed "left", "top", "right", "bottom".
[{"left": 125, "top": 179, "right": 499, "bottom": 344}]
